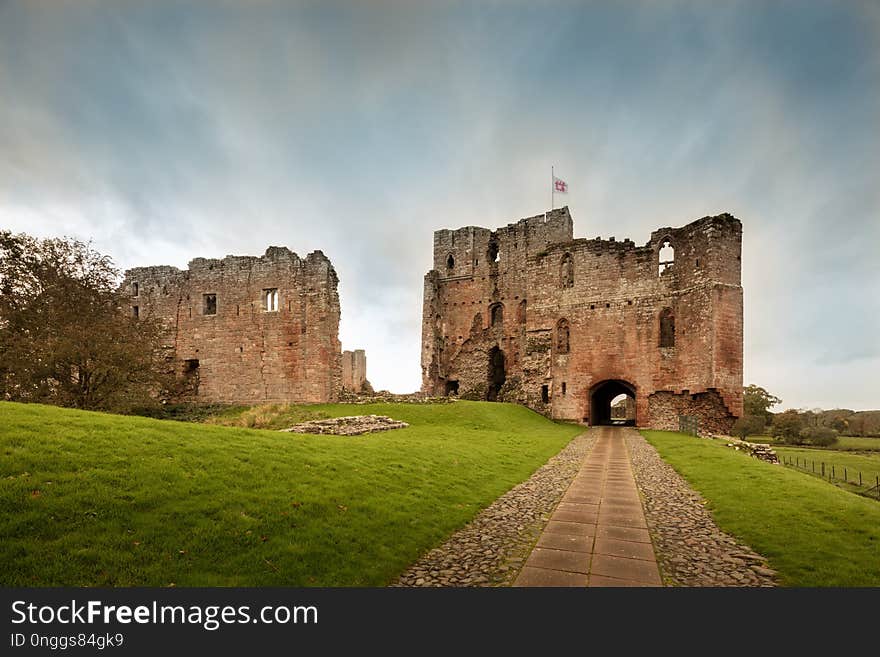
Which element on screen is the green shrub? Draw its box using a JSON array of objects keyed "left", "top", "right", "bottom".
[
  {"left": 799, "top": 426, "right": 839, "bottom": 447},
  {"left": 772, "top": 411, "right": 805, "bottom": 444},
  {"left": 732, "top": 414, "right": 766, "bottom": 440}
]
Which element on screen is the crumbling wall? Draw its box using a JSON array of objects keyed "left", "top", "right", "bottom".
[
  {"left": 647, "top": 390, "right": 736, "bottom": 436},
  {"left": 124, "top": 246, "right": 341, "bottom": 405}
]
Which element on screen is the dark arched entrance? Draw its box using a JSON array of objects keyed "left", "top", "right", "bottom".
[
  {"left": 487, "top": 346, "right": 506, "bottom": 401},
  {"left": 590, "top": 379, "right": 636, "bottom": 426}
]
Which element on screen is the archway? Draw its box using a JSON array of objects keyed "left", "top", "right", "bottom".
[
  {"left": 487, "top": 346, "right": 506, "bottom": 401},
  {"left": 590, "top": 379, "right": 636, "bottom": 426}
]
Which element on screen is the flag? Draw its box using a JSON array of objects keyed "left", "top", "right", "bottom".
[{"left": 553, "top": 176, "right": 568, "bottom": 193}]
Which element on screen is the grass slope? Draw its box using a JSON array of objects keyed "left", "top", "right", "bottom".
[
  {"left": 642, "top": 430, "right": 880, "bottom": 587},
  {"left": 0, "top": 401, "right": 581, "bottom": 586}
]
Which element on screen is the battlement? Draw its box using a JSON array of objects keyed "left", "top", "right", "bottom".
[
  {"left": 431, "top": 207, "right": 574, "bottom": 276},
  {"left": 128, "top": 247, "right": 334, "bottom": 276}
]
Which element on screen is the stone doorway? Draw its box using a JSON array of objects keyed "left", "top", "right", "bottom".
[
  {"left": 487, "top": 346, "right": 506, "bottom": 401},
  {"left": 590, "top": 379, "right": 636, "bottom": 426}
]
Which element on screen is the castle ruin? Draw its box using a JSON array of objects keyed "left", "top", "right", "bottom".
[
  {"left": 420, "top": 207, "right": 743, "bottom": 433},
  {"left": 124, "top": 246, "right": 341, "bottom": 405}
]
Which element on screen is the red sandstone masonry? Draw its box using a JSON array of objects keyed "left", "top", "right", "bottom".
[
  {"left": 420, "top": 207, "right": 743, "bottom": 431},
  {"left": 124, "top": 246, "right": 341, "bottom": 405}
]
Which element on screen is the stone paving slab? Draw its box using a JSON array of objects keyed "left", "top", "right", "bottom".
[
  {"left": 514, "top": 426, "right": 663, "bottom": 588},
  {"left": 536, "top": 533, "right": 594, "bottom": 553},
  {"left": 525, "top": 548, "right": 591, "bottom": 574},
  {"left": 515, "top": 567, "right": 589, "bottom": 587},
  {"left": 544, "top": 520, "right": 597, "bottom": 537}
]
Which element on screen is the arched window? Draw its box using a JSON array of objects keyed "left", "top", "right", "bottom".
[
  {"left": 446, "top": 254, "right": 455, "bottom": 269},
  {"left": 659, "top": 308, "right": 675, "bottom": 347},
  {"left": 560, "top": 253, "right": 574, "bottom": 288},
  {"left": 517, "top": 299, "right": 527, "bottom": 325},
  {"left": 556, "top": 318, "right": 570, "bottom": 354},
  {"left": 659, "top": 238, "right": 675, "bottom": 276},
  {"left": 487, "top": 238, "right": 500, "bottom": 263},
  {"left": 490, "top": 303, "right": 504, "bottom": 328}
]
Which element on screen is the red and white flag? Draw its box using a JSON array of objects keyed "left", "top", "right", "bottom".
[{"left": 553, "top": 176, "right": 568, "bottom": 193}]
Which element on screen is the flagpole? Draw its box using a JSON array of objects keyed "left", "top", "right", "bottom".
[{"left": 551, "top": 165, "right": 554, "bottom": 210}]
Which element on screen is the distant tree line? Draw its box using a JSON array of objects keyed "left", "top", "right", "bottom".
[
  {"left": 0, "top": 231, "right": 171, "bottom": 413},
  {"left": 732, "top": 384, "right": 880, "bottom": 446}
]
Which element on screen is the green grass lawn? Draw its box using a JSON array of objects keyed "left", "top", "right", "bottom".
[
  {"left": 0, "top": 400, "right": 581, "bottom": 586},
  {"left": 752, "top": 434, "right": 880, "bottom": 451},
  {"left": 641, "top": 430, "right": 880, "bottom": 587}
]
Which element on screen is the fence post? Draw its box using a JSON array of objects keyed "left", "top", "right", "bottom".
[
  {"left": 832, "top": 465, "right": 835, "bottom": 480},
  {"left": 859, "top": 472, "right": 862, "bottom": 486},
  {"left": 844, "top": 467, "right": 847, "bottom": 482},
  {"left": 821, "top": 462, "right": 825, "bottom": 477}
]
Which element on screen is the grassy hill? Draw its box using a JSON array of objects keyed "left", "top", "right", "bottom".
[
  {"left": 0, "top": 400, "right": 581, "bottom": 586},
  {"left": 642, "top": 430, "right": 880, "bottom": 587}
]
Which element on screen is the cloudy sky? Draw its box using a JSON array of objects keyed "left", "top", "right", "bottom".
[{"left": 1, "top": 1, "right": 878, "bottom": 410}]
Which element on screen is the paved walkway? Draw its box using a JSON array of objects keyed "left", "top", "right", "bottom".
[{"left": 514, "top": 426, "right": 662, "bottom": 587}]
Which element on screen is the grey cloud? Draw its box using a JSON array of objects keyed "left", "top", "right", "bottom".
[{"left": 0, "top": 1, "right": 877, "bottom": 406}]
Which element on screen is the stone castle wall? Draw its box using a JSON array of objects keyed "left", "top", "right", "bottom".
[
  {"left": 421, "top": 207, "right": 743, "bottom": 432},
  {"left": 124, "top": 246, "right": 341, "bottom": 405}
]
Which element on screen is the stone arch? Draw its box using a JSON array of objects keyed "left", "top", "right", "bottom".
[
  {"left": 487, "top": 237, "right": 500, "bottom": 264},
  {"left": 489, "top": 302, "right": 504, "bottom": 328},
  {"left": 659, "top": 237, "right": 675, "bottom": 276},
  {"left": 446, "top": 254, "right": 455, "bottom": 269},
  {"left": 590, "top": 379, "right": 636, "bottom": 426},
  {"left": 659, "top": 307, "right": 675, "bottom": 347},
  {"left": 555, "top": 318, "right": 570, "bottom": 354},
  {"left": 517, "top": 299, "right": 527, "bottom": 325},
  {"left": 560, "top": 252, "right": 574, "bottom": 288},
  {"left": 487, "top": 346, "right": 506, "bottom": 401}
]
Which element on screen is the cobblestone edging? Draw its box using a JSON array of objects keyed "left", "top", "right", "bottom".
[
  {"left": 394, "top": 432, "right": 595, "bottom": 587},
  {"left": 625, "top": 432, "right": 778, "bottom": 587}
]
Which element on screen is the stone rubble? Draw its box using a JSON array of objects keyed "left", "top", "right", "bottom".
[
  {"left": 280, "top": 415, "right": 408, "bottom": 436},
  {"left": 625, "top": 432, "right": 778, "bottom": 587},
  {"left": 718, "top": 436, "right": 779, "bottom": 464},
  {"left": 394, "top": 432, "right": 595, "bottom": 587}
]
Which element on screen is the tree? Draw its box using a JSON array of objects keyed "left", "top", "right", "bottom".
[
  {"left": 732, "top": 414, "right": 766, "bottom": 440},
  {"left": 743, "top": 384, "right": 782, "bottom": 424},
  {"left": 799, "top": 426, "right": 838, "bottom": 447},
  {"left": 771, "top": 410, "right": 805, "bottom": 444},
  {"left": 0, "top": 231, "right": 170, "bottom": 412}
]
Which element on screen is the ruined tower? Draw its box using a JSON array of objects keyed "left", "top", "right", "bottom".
[
  {"left": 124, "top": 246, "right": 342, "bottom": 405},
  {"left": 420, "top": 207, "right": 743, "bottom": 433},
  {"left": 341, "top": 349, "right": 368, "bottom": 393}
]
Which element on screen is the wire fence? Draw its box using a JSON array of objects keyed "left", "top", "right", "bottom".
[{"left": 780, "top": 454, "right": 880, "bottom": 500}]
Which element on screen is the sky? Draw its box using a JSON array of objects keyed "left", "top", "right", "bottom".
[{"left": 1, "top": 0, "right": 878, "bottom": 410}]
